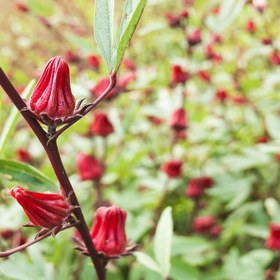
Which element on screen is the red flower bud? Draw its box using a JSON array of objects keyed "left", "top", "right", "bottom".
[
  {"left": 15, "top": 2, "right": 29, "bottom": 12},
  {"left": 261, "top": 37, "right": 272, "bottom": 45},
  {"left": 161, "top": 160, "right": 183, "bottom": 178},
  {"left": 29, "top": 57, "right": 76, "bottom": 126},
  {"left": 232, "top": 95, "right": 247, "bottom": 105},
  {"left": 270, "top": 51, "right": 280, "bottom": 66},
  {"left": 197, "top": 70, "right": 211, "bottom": 83},
  {"left": 76, "top": 153, "right": 104, "bottom": 181},
  {"left": 215, "top": 89, "right": 228, "bottom": 102},
  {"left": 122, "top": 58, "right": 136, "bottom": 71},
  {"left": 193, "top": 216, "right": 216, "bottom": 233},
  {"left": 266, "top": 223, "right": 280, "bottom": 250},
  {"left": 87, "top": 54, "right": 100, "bottom": 69},
  {"left": 90, "top": 77, "right": 118, "bottom": 100},
  {"left": 17, "top": 148, "right": 32, "bottom": 163},
  {"left": 186, "top": 176, "right": 214, "bottom": 199},
  {"left": 64, "top": 51, "right": 80, "bottom": 63},
  {"left": 10, "top": 186, "right": 70, "bottom": 229},
  {"left": 245, "top": 19, "right": 256, "bottom": 33},
  {"left": 171, "top": 65, "right": 189, "bottom": 85},
  {"left": 90, "top": 112, "right": 114, "bottom": 137},
  {"left": 90, "top": 205, "right": 127, "bottom": 256},
  {"left": 169, "top": 108, "right": 187, "bottom": 131},
  {"left": 187, "top": 28, "right": 201, "bottom": 47},
  {"left": 165, "top": 13, "right": 181, "bottom": 28}
]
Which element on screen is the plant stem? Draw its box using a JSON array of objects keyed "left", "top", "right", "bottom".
[{"left": 0, "top": 68, "right": 106, "bottom": 280}]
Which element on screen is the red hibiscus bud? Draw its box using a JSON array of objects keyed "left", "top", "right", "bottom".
[
  {"left": 209, "top": 224, "right": 222, "bottom": 237},
  {"left": 270, "top": 50, "right": 280, "bottom": 66},
  {"left": 193, "top": 215, "right": 216, "bottom": 233},
  {"left": 232, "top": 95, "right": 247, "bottom": 105},
  {"left": 253, "top": 0, "right": 267, "bottom": 13},
  {"left": 64, "top": 50, "right": 80, "bottom": 63},
  {"left": 17, "top": 148, "right": 32, "bottom": 163},
  {"left": 29, "top": 56, "right": 76, "bottom": 126},
  {"left": 147, "top": 115, "right": 164, "bottom": 126},
  {"left": 261, "top": 37, "right": 272, "bottom": 45},
  {"left": 90, "top": 77, "right": 118, "bottom": 100},
  {"left": 165, "top": 13, "right": 181, "bottom": 28},
  {"left": 169, "top": 108, "right": 187, "bottom": 131},
  {"left": 90, "top": 112, "right": 114, "bottom": 137},
  {"left": 187, "top": 28, "right": 201, "bottom": 47},
  {"left": 161, "top": 160, "right": 183, "bottom": 178},
  {"left": 123, "top": 58, "right": 136, "bottom": 71},
  {"left": 197, "top": 70, "right": 211, "bottom": 83},
  {"left": 215, "top": 89, "right": 228, "bottom": 102},
  {"left": 266, "top": 223, "right": 280, "bottom": 250},
  {"left": 211, "top": 33, "right": 222, "bottom": 44},
  {"left": 90, "top": 205, "right": 127, "bottom": 256},
  {"left": 10, "top": 186, "right": 71, "bottom": 229},
  {"left": 171, "top": 65, "right": 189, "bottom": 85},
  {"left": 186, "top": 176, "right": 214, "bottom": 199},
  {"left": 15, "top": 2, "right": 29, "bottom": 12},
  {"left": 87, "top": 54, "right": 100, "bottom": 69},
  {"left": 256, "top": 135, "right": 269, "bottom": 144},
  {"left": 245, "top": 19, "right": 256, "bottom": 33},
  {"left": 76, "top": 153, "right": 104, "bottom": 181}
]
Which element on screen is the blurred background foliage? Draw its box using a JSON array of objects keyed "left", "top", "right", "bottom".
[{"left": 1, "top": 0, "right": 280, "bottom": 279}]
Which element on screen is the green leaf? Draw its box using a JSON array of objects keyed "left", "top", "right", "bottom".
[
  {"left": 133, "top": 252, "right": 161, "bottom": 274},
  {"left": 114, "top": 0, "right": 146, "bottom": 72},
  {"left": 94, "top": 0, "right": 114, "bottom": 71},
  {"left": 0, "top": 80, "right": 35, "bottom": 158},
  {"left": 0, "top": 159, "right": 57, "bottom": 191},
  {"left": 153, "top": 206, "right": 173, "bottom": 278}
]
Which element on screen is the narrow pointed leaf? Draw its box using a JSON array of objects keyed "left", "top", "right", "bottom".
[
  {"left": 134, "top": 252, "right": 161, "bottom": 274},
  {"left": 114, "top": 0, "right": 146, "bottom": 72},
  {"left": 0, "top": 159, "right": 57, "bottom": 191},
  {"left": 94, "top": 0, "right": 114, "bottom": 71},
  {"left": 153, "top": 206, "right": 173, "bottom": 278}
]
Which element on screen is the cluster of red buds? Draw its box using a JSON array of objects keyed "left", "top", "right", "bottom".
[{"left": 185, "top": 176, "right": 214, "bottom": 199}]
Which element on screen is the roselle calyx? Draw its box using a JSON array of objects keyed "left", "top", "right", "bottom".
[
  {"left": 266, "top": 223, "right": 280, "bottom": 250},
  {"left": 10, "top": 186, "right": 71, "bottom": 229},
  {"left": 90, "top": 205, "right": 128, "bottom": 257},
  {"left": 169, "top": 108, "right": 187, "bottom": 131},
  {"left": 90, "top": 112, "right": 114, "bottom": 137},
  {"left": 29, "top": 56, "right": 76, "bottom": 127}
]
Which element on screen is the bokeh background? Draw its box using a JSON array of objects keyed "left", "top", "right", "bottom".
[{"left": 1, "top": 0, "right": 280, "bottom": 279}]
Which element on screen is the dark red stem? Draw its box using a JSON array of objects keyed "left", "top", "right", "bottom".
[{"left": 0, "top": 68, "right": 109, "bottom": 280}]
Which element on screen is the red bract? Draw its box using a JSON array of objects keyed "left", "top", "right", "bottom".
[
  {"left": 169, "top": 108, "right": 187, "bottom": 131},
  {"left": 10, "top": 186, "right": 70, "bottom": 229},
  {"left": 76, "top": 153, "right": 103, "bottom": 181},
  {"left": 87, "top": 54, "right": 100, "bottom": 69},
  {"left": 187, "top": 28, "right": 201, "bottom": 47},
  {"left": 29, "top": 56, "right": 76, "bottom": 126},
  {"left": 171, "top": 65, "right": 189, "bottom": 85},
  {"left": 193, "top": 216, "right": 216, "bottom": 233},
  {"left": 90, "top": 112, "right": 114, "bottom": 137},
  {"left": 266, "top": 223, "right": 280, "bottom": 250},
  {"left": 90, "top": 205, "right": 127, "bottom": 257},
  {"left": 161, "top": 160, "right": 183, "bottom": 178}
]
